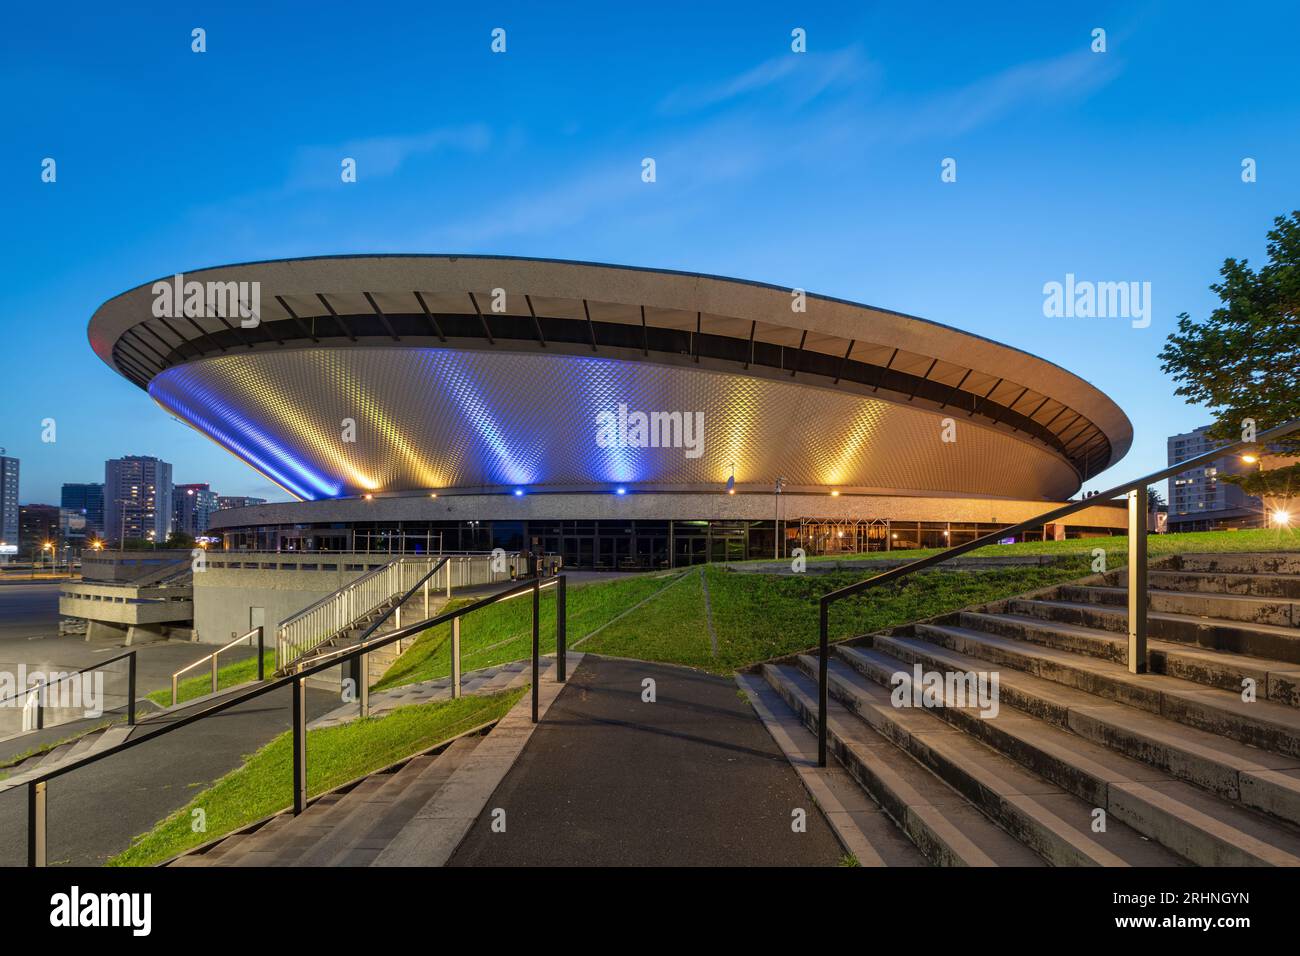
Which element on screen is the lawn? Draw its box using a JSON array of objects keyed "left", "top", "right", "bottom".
[
  {"left": 743, "top": 526, "right": 1300, "bottom": 565},
  {"left": 579, "top": 560, "right": 1096, "bottom": 673},
  {"left": 146, "top": 650, "right": 277, "bottom": 707},
  {"left": 109, "top": 687, "right": 522, "bottom": 867},
  {"left": 367, "top": 557, "right": 1097, "bottom": 682},
  {"left": 371, "top": 571, "right": 686, "bottom": 691}
]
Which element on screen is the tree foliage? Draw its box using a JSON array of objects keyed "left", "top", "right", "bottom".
[{"left": 1159, "top": 211, "right": 1300, "bottom": 452}]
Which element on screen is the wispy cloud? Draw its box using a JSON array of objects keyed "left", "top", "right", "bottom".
[
  {"left": 284, "top": 124, "right": 492, "bottom": 191},
  {"left": 885, "top": 50, "right": 1123, "bottom": 141},
  {"left": 657, "top": 45, "right": 875, "bottom": 115}
]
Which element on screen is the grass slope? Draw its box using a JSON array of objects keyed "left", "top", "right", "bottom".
[
  {"left": 579, "top": 561, "right": 1094, "bottom": 673},
  {"left": 756, "top": 527, "right": 1300, "bottom": 565},
  {"left": 146, "top": 650, "right": 277, "bottom": 707},
  {"left": 110, "top": 688, "right": 522, "bottom": 867},
  {"left": 372, "top": 572, "right": 685, "bottom": 691}
]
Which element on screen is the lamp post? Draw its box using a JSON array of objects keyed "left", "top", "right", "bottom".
[{"left": 774, "top": 477, "right": 786, "bottom": 560}]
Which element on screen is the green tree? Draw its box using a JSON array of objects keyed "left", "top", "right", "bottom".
[{"left": 1159, "top": 211, "right": 1300, "bottom": 452}]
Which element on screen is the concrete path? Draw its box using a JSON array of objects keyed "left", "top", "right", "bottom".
[
  {"left": 448, "top": 654, "right": 844, "bottom": 866},
  {"left": 310, "top": 659, "right": 536, "bottom": 730}
]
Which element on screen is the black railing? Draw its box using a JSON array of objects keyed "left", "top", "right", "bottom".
[
  {"left": 814, "top": 418, "right": 1300, "bottom": 766},
  {"left": 20, "top": 571, "right": 567, "bottom": 865},
  {"left": 0, "top": 650, "right": 137, "bottom": 732}
]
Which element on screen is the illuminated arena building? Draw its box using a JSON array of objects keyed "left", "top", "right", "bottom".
[{"left": 88, "top": 256, "right": 1131, "bottom": 567}]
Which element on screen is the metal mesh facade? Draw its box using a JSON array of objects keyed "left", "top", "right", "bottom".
[{"left": 149, "top": 347, "right": 1078, "bottom": 501}]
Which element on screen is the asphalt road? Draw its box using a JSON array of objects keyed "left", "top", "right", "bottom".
[
  {"left": 0, "top": 681, "right": 338, "bottom": 866},
  {"left": 0, "top": 582, "right": 256, "bottom": 743},
  {"left": 0, "top": 580, "right": 328, "bottom": 866},
  {"left": 450, "top": 655, "right": 843, "bottom": 866}
]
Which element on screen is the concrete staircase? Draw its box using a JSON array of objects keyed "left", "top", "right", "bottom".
[
  {"left": 0, "top": 723, "right": 135, "bottom": 794},
  {"left": 745, "top": 550, "right": 1300, "bottom": 866},
  {"left": 170, "top": 731, "right": 488, "bottom": 867},
  {"left": 301, "top": 592, "right": 450, "bottom": 691},
  {"left": 167, "top": 653, "right": 577, "bottom": 867}
]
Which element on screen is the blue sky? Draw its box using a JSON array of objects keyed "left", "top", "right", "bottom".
[{"left": 2, "top": 1, "right": 1297, "bottom": 504}]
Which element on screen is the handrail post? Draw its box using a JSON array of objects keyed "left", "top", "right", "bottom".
[
  {"left": 557, "top": 575, "right": 567, "bottom": 683},
  {"left": 359, "top": 653, "right": 369, "bottom": 719},
  {"left": 257, "top": 626, "right": 265, "bottom": 681},
  {"left": 28, "top": 780, "right": 46, "bottom": 867},
  {"left": 818, "top": 598, "right": 829, "bottom": 767},
  {"left": 531, "top": 578, "right": 540, "bottom": 723},
  {"left": 1127, "top": 487, "right": 1149, "bottom": 674},
  {"left": 128, "top": 651, "right": 136, "bottom": 726},
  {"left": 171, "top": 674, "right": 178, "bottom": 708},
  {"left": 292, "top": 676, "right": 307, "bottom": 815},
  {"left": 211, "top": 653, "right": 219, "bottom": 695},
  {"left": 451, "top": 617, "right": 461, "bottom": 699},
  {"left": 35, "top": 686, "right": 43, "bottom": 731}
]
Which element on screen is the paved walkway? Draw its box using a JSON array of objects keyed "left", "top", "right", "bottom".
[
  {"left": 310, "top": 659, "right": 537, "bottom": 729},
  {"left": 449, "top": 654, "right": 843, "bottom": 866}
]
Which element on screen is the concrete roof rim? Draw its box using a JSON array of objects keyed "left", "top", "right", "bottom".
[{"left": 88, "top": 253, "right": 1133, "bottom": 468}]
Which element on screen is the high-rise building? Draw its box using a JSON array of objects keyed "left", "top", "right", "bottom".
[
  {"left": 0, "top": 453, "right": 17, "bottom": 559},
  {"left": 216, "top": 496, "right": 267, "bottom": 510},
  {"left": 19, "top": 504, "right": 61, "bottom": 560},
  {"left": 1167, "top": 425, "right": 1261, "bottom": 531},
  {"left": 61, "top": 482, "right": 105, "bottom": 538},
  {"left": 104, "top": 456, "right": 174, "bottom": 546},
  {"left": 173, "top": 483, "right": 219, "bottom": 537}
]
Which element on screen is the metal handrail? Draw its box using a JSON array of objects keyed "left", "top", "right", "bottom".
[
  {"left": 279, "top": 559, "right": 394, "bottom": 629},
  {"left": 0, "top": 650, "right": 137, "bottom": 731},
  {"left": 813, "top": 417, "right": 1300, "bottom": 766},
  {"left": 170, "top": 627, "right": 265, "bottom": 706},
  {"left": 275, "top": 554, "right": 487, "bottom": 671},
  {"left": 290, "top": 557, "right": 450, "bottom": 706},
  {"left": 19, "top": 571, "right": 568, "bottom": 866}
]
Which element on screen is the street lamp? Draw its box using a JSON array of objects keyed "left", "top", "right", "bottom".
[{"left": 774, "top": 477, "right": 786, "bottom": 560}]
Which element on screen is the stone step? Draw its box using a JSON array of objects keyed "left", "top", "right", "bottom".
[
  {"left": 1171, "top": 553, "right": 1300, "bottom": 577},
  {"left": 735, "top": 674, "right": 928, "bottom": 866},
  {"left": 828, "top": 645, "right": 1300, "bottom": 866},
  {"left": 1004, "top": 598, "right": 1300, "bottom": 664},
  {"left": 956, "top": 610, "right": 1300, "bottom": 707},
  {"left": 319, "top": 735, "right": 484, "bottom": 866},
  {"left": 881, "top": 630, "right": 1300, "bottom": 826},
  {"left": 761, "top": 664, "right": 1045, "bottom": 866},
  {"left": 62, "top": 731, "right": 104, "bottom": 764},
  {"left": 1062, "top": 583, "right": 1300, "bottom": 628},
  {"left": 220, "top": 780, "right": 384, "bottom": 868},
  {"left": 252, "top": 755, "right": 442, "bottom": 867},
  {"left": 1146, "top": 570, "right": 1300, "bottom": 600},
  {"left": 926, "top": 616, "right": 1300, "bottom": 758},
  {"left": 208, "top": 792, "right": 351, "bottom": 866},
  {"left": 788, "top": 655, "right": 1187, "bottom": 867}
]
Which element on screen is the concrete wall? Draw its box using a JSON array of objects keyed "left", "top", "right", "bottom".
[{"left": 190, "top": 552, "right": 515, "bottom": 646}]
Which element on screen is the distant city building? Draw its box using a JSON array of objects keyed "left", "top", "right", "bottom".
[
  {"left": 1167, "top": 425, "right": 1261, "bottom": 531},
  {"left": 19, "top": 504, "right": 61, "bottom": 560},
  {"left": 61, "top": 482, "right": 105, "bottom": 538},
  {"left": 216, "top": 496, "right": 267, "bottom": 510},
  {"left": 0, "top": 453, "right": 17, "bottom": 559},
  {"left": 60, "top": 508, "right": 87, "bottom": 547},
  {"left": 104, "top": 455, "right": 173, "bottom": 545},
  {"left": 173, "top": 483, "right": 219, "bottom": 537}
]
